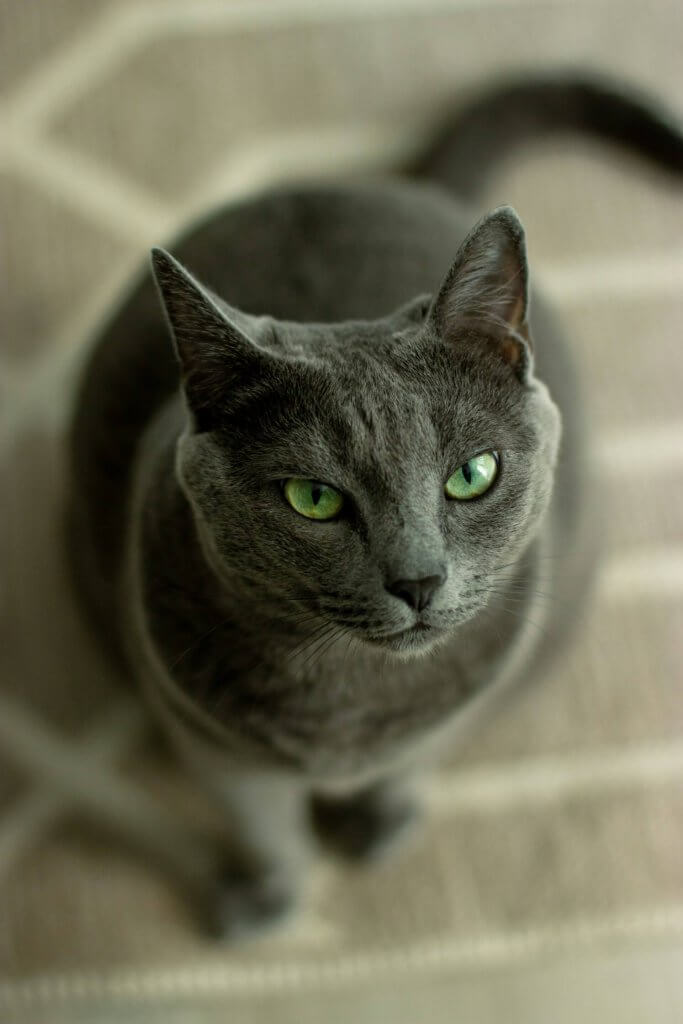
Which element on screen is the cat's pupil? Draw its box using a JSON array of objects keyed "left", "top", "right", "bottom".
[
  {"left": 311, "top": 485, "right": 322, "bottom": 506},
  {"left": 462, "top": 462, "right": 472, "bottom": 484}
]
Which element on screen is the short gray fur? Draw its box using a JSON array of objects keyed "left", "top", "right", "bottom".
[{"left": 67, "top": 74, "right": 679, "bottom": 937}]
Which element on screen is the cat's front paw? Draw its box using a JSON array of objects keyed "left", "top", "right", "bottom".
[
  {"left": 203, "top": 863, "right": 297, "bottom": 941},
  {"left": 311, "top": 789, "right": 421, "bottom": 863}
]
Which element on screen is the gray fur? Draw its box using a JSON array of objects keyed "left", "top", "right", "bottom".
[
  {"left": 76, "top": 65, "right": 683, "bottom": 929},
  {"left": 67, "top": 72, "right": 683, "bottom": 936},
  {"left": 412, "top": 71, "right": 683, "bottom": 199},
  {"left": 68, "top": 185, "right": 578, "bottom": 936}
]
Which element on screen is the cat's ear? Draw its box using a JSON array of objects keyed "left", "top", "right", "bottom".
[
  {"left": 429, "top": 206, "right": 532, "bottom": 378},
  {"left": 151, "top": 248, "right": 267, "bottom": 430}
]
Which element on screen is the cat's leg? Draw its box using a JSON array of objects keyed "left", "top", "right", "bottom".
[
  {"left": 201, "top": 771, "right": 312, "bottom": 940},
  {"left": 311, "top": 776, "right": 422, "bottom": 863}
]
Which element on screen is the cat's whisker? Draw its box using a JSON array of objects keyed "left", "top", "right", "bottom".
[
  {"left": 297, "top": 624, "right": 343, "bottom": 674},
  {"left": 491, "top": 602, "right": 553, "bottom": 640},
  {"left": 291, "top": 620, "right": 342, "bottom": 670},
  {"left": 313, "top": 629, "right": 346, "bottom": 670},
  {"left": 169, "top": 601, "right": 333, "bottom": 674},
  {"left": 288, "top": 621, "right": 336, "bottom": 665},
  {"left": 169, "top": 620, "right": 230, "bottom": 672},
  {"left": 481, "top": 605, "right": 506, "bottom": 650},
  {"left": 485, "top": 583, "right": 575, "bottom": 608}
]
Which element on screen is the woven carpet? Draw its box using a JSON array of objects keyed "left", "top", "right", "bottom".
[{"left": 1, "top": 1, "right": 682, "bottom": 1021}]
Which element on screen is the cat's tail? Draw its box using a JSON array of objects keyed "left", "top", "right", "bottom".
[{"left": 412, "top": 71, "right": 683, "bottom": 201}]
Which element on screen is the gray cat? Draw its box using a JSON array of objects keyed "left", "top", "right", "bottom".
[{"left": 67, "top": 73, "right": 683, "bottom": 937}]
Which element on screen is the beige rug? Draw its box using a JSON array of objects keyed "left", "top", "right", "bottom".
[{"left": 1, "top": 1, "right": 682, "bottom": 1021}]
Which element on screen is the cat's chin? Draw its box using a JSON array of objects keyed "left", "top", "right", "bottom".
[{"left": 364, "top": 624, "right": 447, "bottom": 659}]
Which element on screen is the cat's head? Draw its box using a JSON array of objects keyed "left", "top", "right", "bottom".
[{"left": 152, "top": 207, "right": 560, "bottom": 658}]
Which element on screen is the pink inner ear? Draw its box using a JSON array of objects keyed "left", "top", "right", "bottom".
[
  {"left": 436, "top": 207, "right": 531, "bottom": 345},
  {"left": 501, "top": 336, "right": 524, "bottom": 367},
  {"left": 508, "top": 290, "right": 527, "bottom": 332},
  {"left": 440, "top": 252, "right": 528, "bottom": 342}
]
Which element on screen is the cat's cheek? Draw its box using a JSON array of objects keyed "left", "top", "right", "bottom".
[
  {"left": 175, "top": 431, "right": 233, "bottom": 507},
  {"left": 528, "top": 381, "right": 562, "bottom": 473},
  {"left": 239, "top": 497, "right": 355, "bottom": 574}
]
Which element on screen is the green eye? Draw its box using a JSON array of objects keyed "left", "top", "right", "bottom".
[
  {"left": 445, "top": 451, "right": 499, "bottom": 501},
  {"left": 283, "top": 478, "right": 344, "bottom": 520}
]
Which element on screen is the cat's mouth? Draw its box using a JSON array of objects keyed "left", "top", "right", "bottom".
[{"left": 365, "top": 621, "right": 443, "bottom": 653}]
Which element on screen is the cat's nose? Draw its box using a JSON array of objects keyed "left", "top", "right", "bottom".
[{"left": 386, "top": 572, "right": 446, "bottom": 612}]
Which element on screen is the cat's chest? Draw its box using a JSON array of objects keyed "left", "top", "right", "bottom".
[
  {"left": 163, "top": 677, "right": 468, "bottom": 782},
  {"left": 174, "top": 638, "right": 492, "bottom": 779}
]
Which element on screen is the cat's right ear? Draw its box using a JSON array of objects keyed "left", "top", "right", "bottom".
[{"left": 151, "top": 248, "right": 266, "bottom": 430}]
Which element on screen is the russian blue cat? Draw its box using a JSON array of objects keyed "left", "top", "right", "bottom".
[{"left": 67, "top": 74, "right": 683, "bottom": 937}]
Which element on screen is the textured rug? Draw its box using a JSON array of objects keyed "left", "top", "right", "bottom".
[{"left": 1, "top": 2, "right": 682, "bottom": 1022}]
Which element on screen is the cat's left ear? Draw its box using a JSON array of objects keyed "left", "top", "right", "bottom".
[{"left": 429, "top": 206, "right": 533, "bottom": 379}]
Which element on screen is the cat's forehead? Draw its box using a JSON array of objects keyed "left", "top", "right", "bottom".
[
  {"left": 275, "top": 316, "right": 405, "bottom": 357},
  {"left": 274, "top": 316, "right": 518, "bottom": 432},
  {"left": 311, "top": 329, "right": 431, "bottom": 422},
  {"left": 237, "top": 314, "right": 532, "bottom": 482}
]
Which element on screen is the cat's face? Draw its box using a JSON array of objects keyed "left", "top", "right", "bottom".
[{"left": 153, "top": 207, "right": 561, "bottom": 658}]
